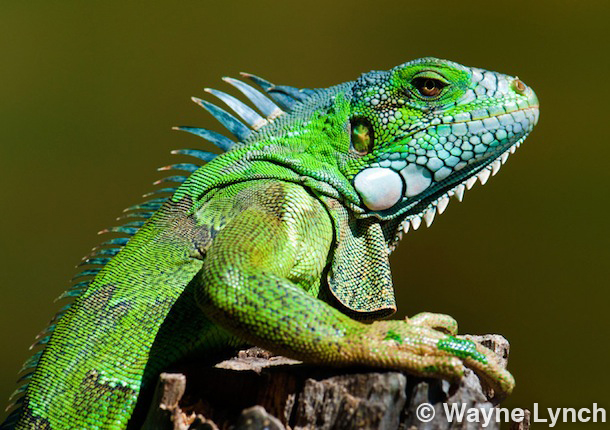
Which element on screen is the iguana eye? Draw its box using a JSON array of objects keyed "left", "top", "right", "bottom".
[
  {"left": 412, "top": 77, "right": 447, "bottom": 98},
  {"left": 350, "top": 118, "right": 374, "bottom": 155}
]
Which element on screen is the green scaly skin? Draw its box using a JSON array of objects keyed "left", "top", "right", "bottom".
[{"left": 3, "top": 57, "right": 539, "bottom": 429}]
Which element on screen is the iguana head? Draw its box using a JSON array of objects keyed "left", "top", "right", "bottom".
[
  {"left": 343, "top": 57, "right": 539, "bottom": 247},
  {"left": 171, "top": 57, "right": 538, "bottom": 250}
]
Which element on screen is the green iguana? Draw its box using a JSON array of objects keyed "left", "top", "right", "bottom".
[{"left": 2, "top": 57, "right": 539, "bottom": 429}]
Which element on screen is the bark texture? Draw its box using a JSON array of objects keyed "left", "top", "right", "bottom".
[{"left": 142, "top": 335, "right": 529, "bottom": 430}]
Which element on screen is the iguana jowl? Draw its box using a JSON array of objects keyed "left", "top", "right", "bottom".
[{"left": 2, "top": 57, "right": 539, "bottom": 429}]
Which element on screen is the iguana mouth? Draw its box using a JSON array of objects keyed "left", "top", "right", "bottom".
[{"left": 386, "top": 112, "right": 536, "bottom": 251}]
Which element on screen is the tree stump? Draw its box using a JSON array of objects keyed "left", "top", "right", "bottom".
[{"left": 142, "top": 335, "right": 529, "bottom": 430}]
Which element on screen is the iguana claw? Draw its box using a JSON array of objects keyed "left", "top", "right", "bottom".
[{"left": 408, "top": 312, "right": 458, "bottom": 335}]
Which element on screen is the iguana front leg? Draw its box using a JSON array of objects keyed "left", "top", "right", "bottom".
[{"left": 193, "top": 181, "right": 513, "bottom": 398}]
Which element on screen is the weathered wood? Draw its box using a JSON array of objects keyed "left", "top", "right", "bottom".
[
  {"left": 142, "top": 373, "right": 186, "bottom": 430},
  {"left": 145, "top": 336, "right": 530, "bottom": 430}
]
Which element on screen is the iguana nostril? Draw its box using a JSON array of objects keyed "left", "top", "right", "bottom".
[{"left": 512, "top": 78, "right": 526, "bottom": 95}]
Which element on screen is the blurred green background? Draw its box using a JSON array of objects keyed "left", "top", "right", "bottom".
[{"left": 1, "top": 1, "right": 608, "bottom": 427}]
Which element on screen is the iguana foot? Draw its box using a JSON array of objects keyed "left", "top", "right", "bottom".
[{"left": 350, "top": 313, "right": 514, "bottom": 400}]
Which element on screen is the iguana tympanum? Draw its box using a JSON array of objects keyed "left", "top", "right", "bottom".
[{"left": 2, "top": 57, "right": 539, "bottom": 429}]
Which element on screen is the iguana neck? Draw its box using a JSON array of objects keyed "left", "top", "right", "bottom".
[{"left": 173, "top": 91, "right": 364, "bottom": 214}]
